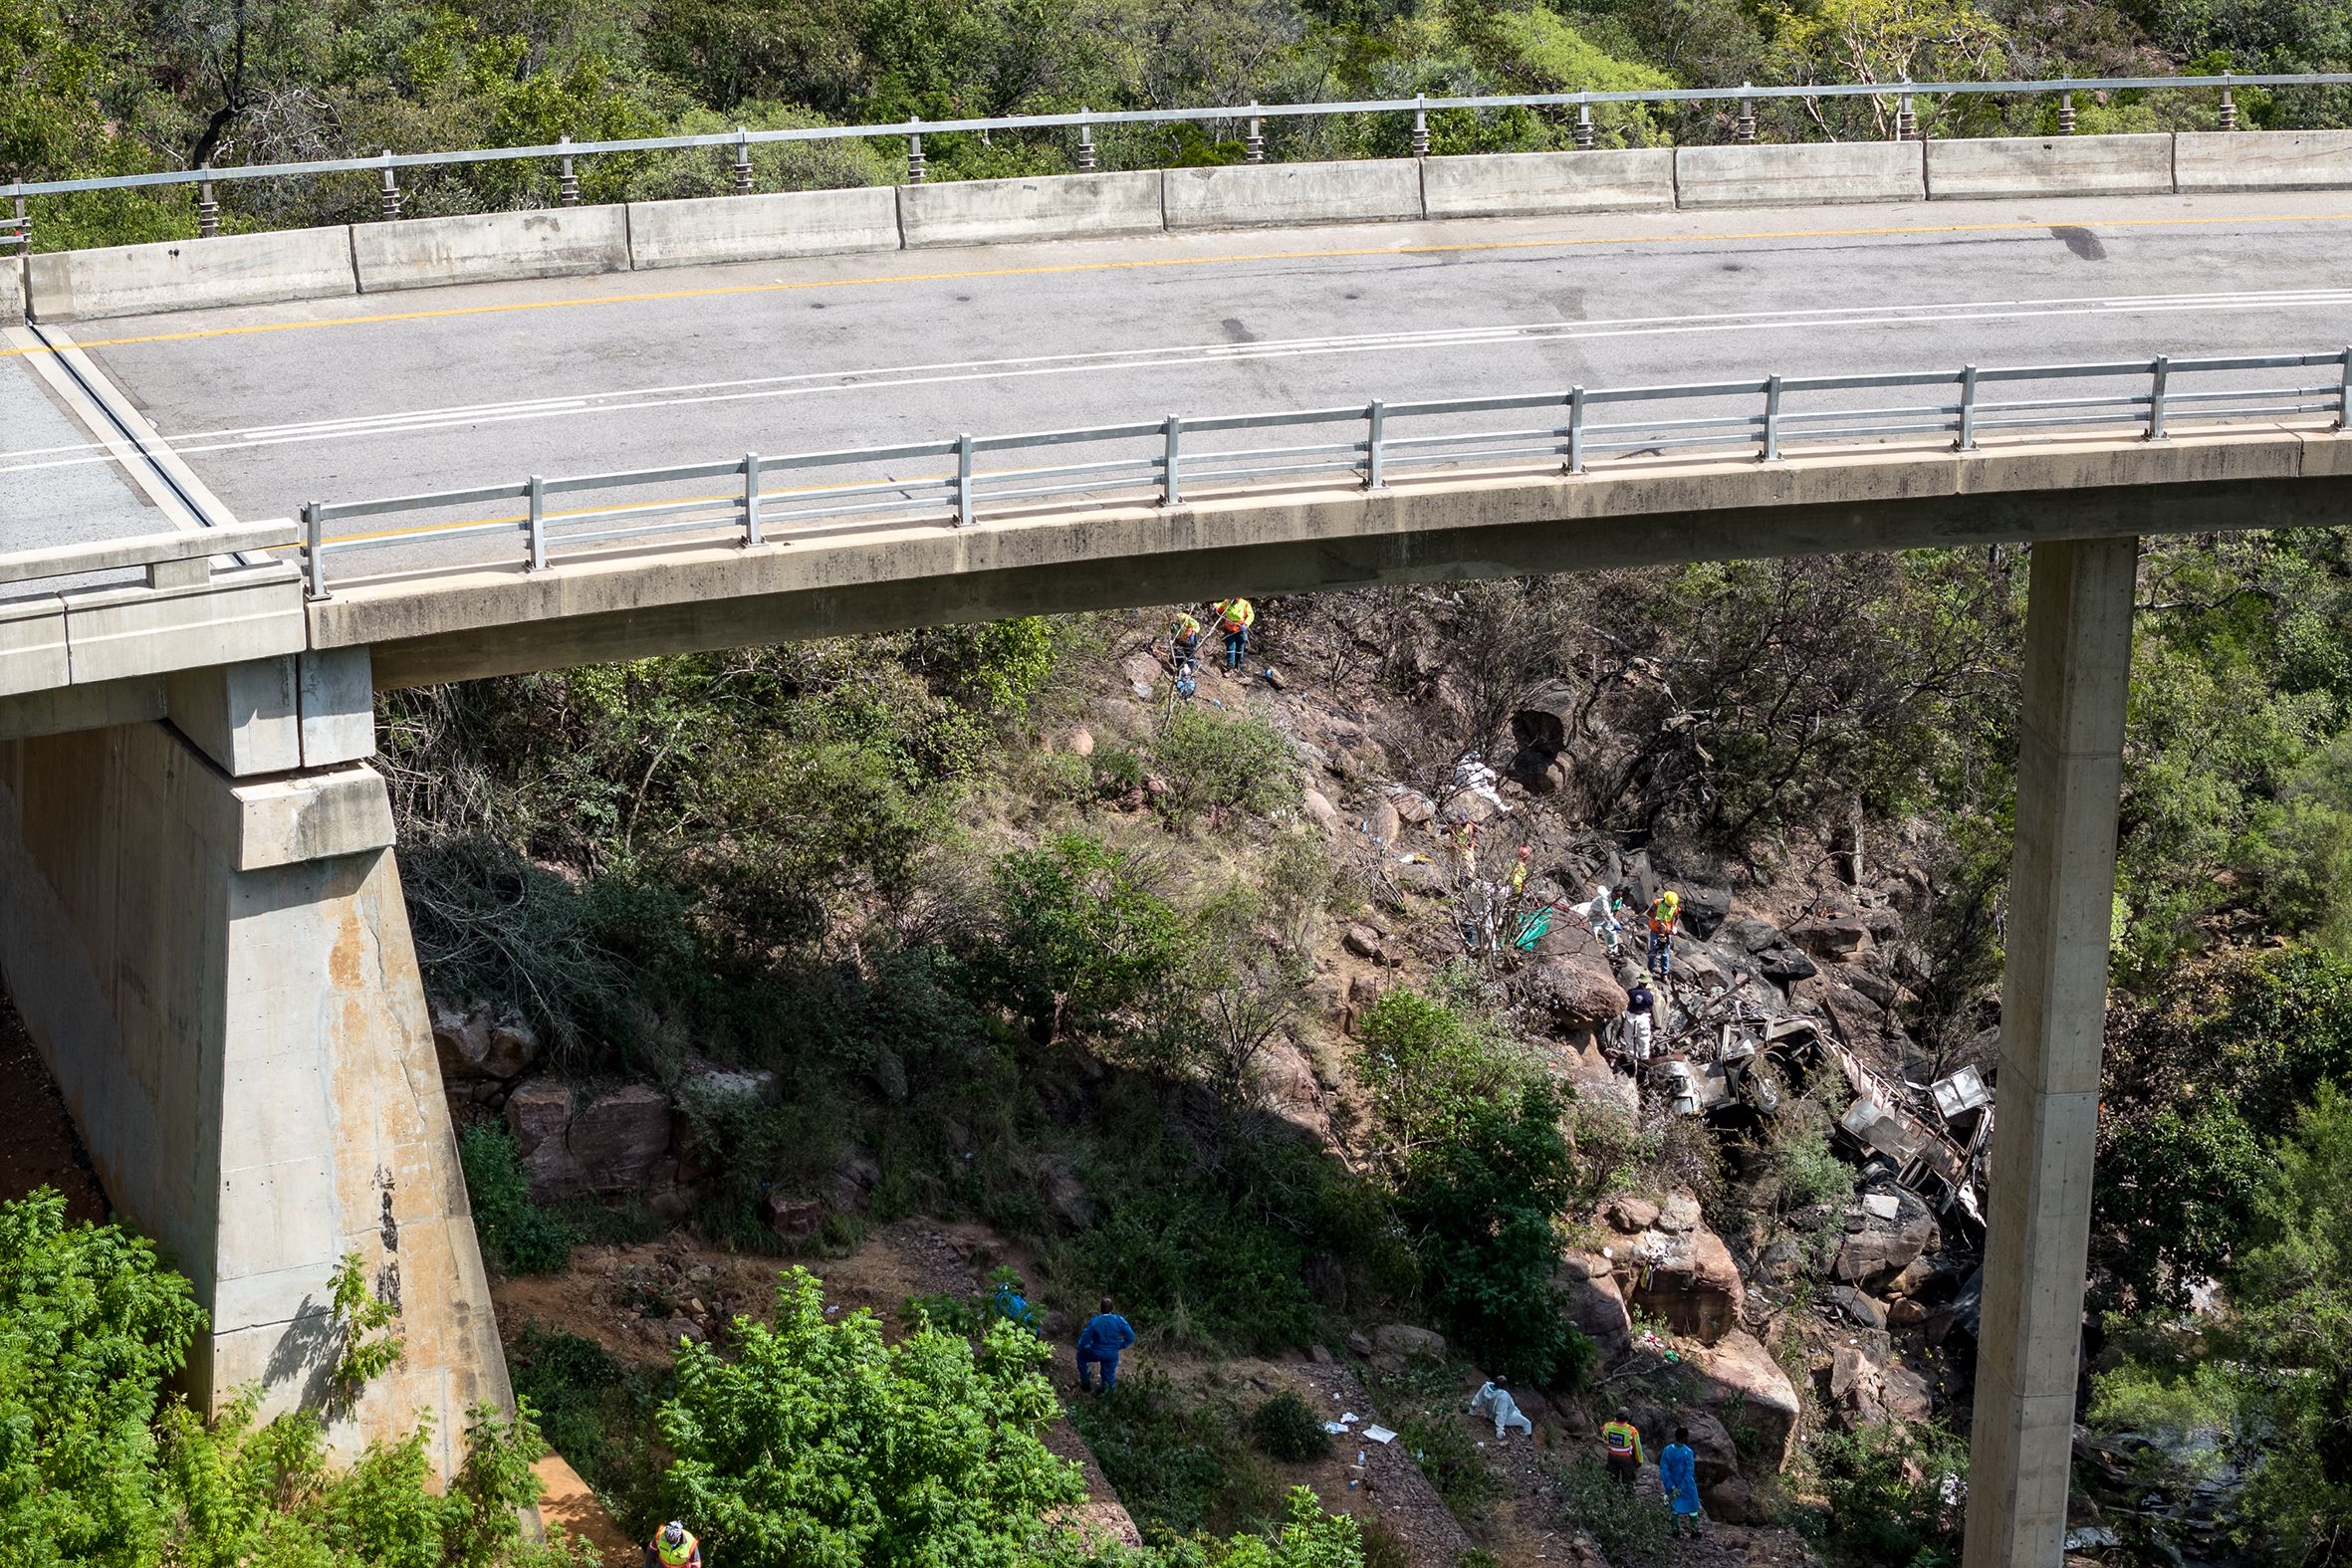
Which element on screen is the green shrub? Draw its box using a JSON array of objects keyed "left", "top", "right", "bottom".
[
  {"left": 1247, "top": 1392, "right": 1332, "bottom": 1463},
  {"left": 1074, "top": 1184, "right": 1320, "bottom": 1355},
  {"left": 507, "top": 1328, "right": 670, "bottom": 1536},
  {"left": 459, "top": 1123, "right": 573, "bottom": 1274},
  {"left": 1150, "top": 708, "right": 1297, "bottom": 824},
  {"left": 982, "top": 834, "right": 1189, "bottom": 1043},
  {"left": 1801, "top": 1423, "right": 1967, "bottom": 1565},
  {"left": 1554, "top": 1456, "right": 1669, "bottom": 1561},
  {"left": 1396, "top": 1083, "right": 1594, "bottom": 1388},
  {"left": 1066, "top": 1370, "right": 1279, "bottom": 1542}
]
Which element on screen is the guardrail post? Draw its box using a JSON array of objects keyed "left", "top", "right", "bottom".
[
  {"left": 2335, "top": 347, "right": 2350, "bottom": 431},
  {"left": 196, "top": 167, "right": 219, "bottom": 237},
  {"left": 956, "top": 432, "right": 977, "bottom": 526},
  {"left": 1246, "top": 103, "right": 1265, "bottom": 163},
  {"left": 1162, "top": 415, "right": 1182, "bottom": 507},
  {"left": 9, "top": 194, "right": 25, "bottom": 251},
  {"left": 1411, "top": 97, "right": 1430, "bottom": 158},
  {"left": 1365, "top": 401, "right": 1386, "bottom": 490},
  {"left": 303, "top": 502, "right": 327, "bottom": 599},
  {"left": 557, "top": 135, "right": 580, "bottom": 206},
  {"left": 733, "top": 127, "right": 754, "bottom": 194},
  {"left": 1896, "top": 79, "right": 1918, "bottom": 140},
  {"left": 1076, "top": 109, "right": 1097, "bottom": 171},
  {"left": 1736, "top": 86, "right": 1758, "bottom": 144},
  {"left": 906, "top": 117, "right": 926, "bottom": 184},
  {"left": 379, "top": 151, "right": 402, "bottom": 221},
  {"left": 2058, "top": 80, "right": 2077, "bottom": 134},
  {"left": 1575, "top": 95, "right": 1596, "bottom": 150},
  {"left": 743, "top": 453, "right": 764, "bottom": 546},
  {"left": 1957, "top": 365, "right": 1980, "bottom": 451},
  {"left": 2219, "top": 73, "right": 2238, "bottom": 131},
  {"left": 527, "top": 474, "right": 548, "bottom": 569},
  {"left": 1566, "top": 386, "right": 1587, "bottom": 474},
  {"left": 1763, "top": 374, "right": 1783, "bottom": 462},
  {"left": 2146, "top": 355, "right": 2171, "bottom": 442}
]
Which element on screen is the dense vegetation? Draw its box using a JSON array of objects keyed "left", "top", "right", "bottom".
[{"left": 4, "top": 0, "right": 2349, "bottom": 250}]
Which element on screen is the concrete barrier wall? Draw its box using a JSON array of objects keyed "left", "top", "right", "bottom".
[
  {"left": 1928, "top": 133, "right": 2174, "bottom": 199},
  {"left": 1164, "top": 159, "right": 1425, "bottom": 229},
  {"left": 2176, "top": 128, "right": 2352, "bottom": 191},
  {"left": 353, "top": 205, "right": 630, "bottom": 293},
  {"left": 626, "top": 187, "right": 899, "bottom": 269},
  {"left": 1674, "top": 140, "right": 1926, "bottom": 208},
  {"left": 1421, "top": 148, "right": 1675, "bottom": 218},
  {"left": 0, "top": 255, "right": 24, "bottom": 325},
  {"left": 25, "top": 227, "right": 355, "bottom": 323},
  {"left": 899, "top": 170, "right": 1166, "bottom": 248}
]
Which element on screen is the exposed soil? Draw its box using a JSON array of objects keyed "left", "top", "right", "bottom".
[
  {"left": 0, "top": 999, "right": 109, "bottom": 1223},
  {"left": 533, "top": 1454, "right": 638, "bottom": 1568}
]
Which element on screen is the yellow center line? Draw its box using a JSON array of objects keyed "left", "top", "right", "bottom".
[{"left": 6, "top": 208, "right": 2347, "bottom": 360}]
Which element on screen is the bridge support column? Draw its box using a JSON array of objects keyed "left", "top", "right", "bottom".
[
  {"left": 0, "top": 649, "right": 508, "bottom": 1477},
  {"left": 1963, "top": 537, "right": 2138, "bottom": 1568}
]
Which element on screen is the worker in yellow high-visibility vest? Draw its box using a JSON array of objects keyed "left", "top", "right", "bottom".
[
  {"left": 1212, "top": 597, "right": 1255, "bottom": 672},
  {"left": 1600, "top": 1412, "right": 1645, "bottom": 1493},
  {"left": 645, "top": 1521, "right": 702, "bottom": 1568}
]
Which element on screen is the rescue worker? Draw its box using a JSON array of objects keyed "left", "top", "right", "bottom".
[
  {"left": 1452, "top": 820, "right": 1480, "bottom": 884},
  {"left": 645, "top": 1521, "right": 702, "bottom": 1568},
  {"left": 1601, "top": 1411, "right": 1645, "bottom": 1492},
  {"left": 1076, "top": 1297, "right": 1136, "bottom": 1394},
  {"left": 1623, "top": 980, "right": 1656, "bottom": 1064},
  {"left": 1645, "top": 889, "right": 1681, "bottom": 980},
  {"left": 1168, "top": 611, "right": 1204, "bottom": 672},
  {"left": 1469, "top": 1378, "right": 1534, "bottom": 1441},
  {"left": 1573, "top": 882, "right": 1623, "bottom": 955},
  {"left": 1660, "top": 1425, "right": 1704, "bottom": 1536},
  {"left": 1509, "top": 846, "right": 1531, "bottom": 901},
  {"left": 1212, "top": 597, "right": 1255, "bottom": 672}
]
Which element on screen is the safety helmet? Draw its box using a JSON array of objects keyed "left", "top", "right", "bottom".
[
  {"left": 1518, "top": 846, "right": 1531, "bottom": 858},
  {"left": 663, "top": 1523, "right": 687, "bottom": 1545}
]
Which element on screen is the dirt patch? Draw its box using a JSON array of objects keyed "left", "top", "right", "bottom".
[
  {"left": 0, "top": 998, "right": 108, "bottom": 1223},
  {"left": 534, "top": 1454, "right": 636, "bottom": 1567}
]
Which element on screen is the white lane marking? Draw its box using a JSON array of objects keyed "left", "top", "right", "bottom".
[{"left": 3, "top": 286, "right": 2350, "bottom": 475}]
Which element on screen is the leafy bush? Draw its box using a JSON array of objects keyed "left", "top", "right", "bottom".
[
  {"left": 1066, "top": 1369, "right": 1278, "bottom": 1542},
  {"left": 1150, "top": 708, "right": 1298, "bottom": 825},
  {"left": 1074, "top": 1184, "right": 1320, "bottom": 1354},
  {"left": 1801, "top": 1423, "right": 1967, "bottom": 1565},
  {"left": 0, "top": 1188, "right": 204, "bottom": 1566},
  {"left": 1396, "top": 1083, "right": 1594, "bottom": 1388},
  {"left": 1351, "top": 985, "right": 1530, "bottom": 1165},
  {"left": 658, "top": 1267, "right": 1083, "bottom": 1568},
  {"left": 459, "top": 1122, "right": 574, "bottom": 1274},
  {"left": 1247, "top": 1392, "right": 1332, "bottom": 1463},
  {"left": 982, "top": 834, "right": 1189, "bottom": 1043},
  {"left": 1553, "top": 1456, "right": 1669, "bottom": 1562}
]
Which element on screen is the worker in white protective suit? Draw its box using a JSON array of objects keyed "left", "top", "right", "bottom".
[
  {"left": 1469, "top": 1379, "right": 1534, "bottom": 1441},
  {"left": 1571, "top": 883, "right": 1624, "bottom": 956}
]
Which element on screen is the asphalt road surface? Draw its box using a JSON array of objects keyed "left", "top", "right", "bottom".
[{"left": 5, "top": 187, "right": 2350, "bottom": 578}]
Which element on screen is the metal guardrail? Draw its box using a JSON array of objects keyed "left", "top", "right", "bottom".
[
  {"left": 4, "top": 71, "right": 2349, "bottom": 231},
  {"left": 297, "top": 350, "right": 2352, "bottom": 597},
  {"left": 0, "top": 520, "right": 299, "bottom": 590}
]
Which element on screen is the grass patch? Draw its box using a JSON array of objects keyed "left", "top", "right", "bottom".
[{"left": 1064, "top": 1368, "right": 1282, "bottom": 1542}]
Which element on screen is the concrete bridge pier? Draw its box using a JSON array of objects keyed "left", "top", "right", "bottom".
[
  {"left": 1963, "top": 537, "right": 2139, "bottom": 1567},
  {"left": 0, "top": 648, "right": 508, "bottom": 1476}
]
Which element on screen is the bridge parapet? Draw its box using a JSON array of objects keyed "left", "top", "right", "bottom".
[{"left": 0, "top": 521, "right": 304, "bottom": 707}]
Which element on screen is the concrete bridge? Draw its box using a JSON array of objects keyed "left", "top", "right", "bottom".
[{"left": 3, "top": 130, "right": 2352, "bottom": 1563}]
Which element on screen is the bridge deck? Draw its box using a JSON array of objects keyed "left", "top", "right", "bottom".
[
  {"left": 0, "top": 189, "right": 2342, "bottom": 583},
  {"left": 0, "top": 350, "right": 171, "bottom": 602}
]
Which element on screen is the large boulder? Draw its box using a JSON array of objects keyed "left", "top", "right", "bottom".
[
  {"left": 1694, "top": 1328, "right": 1802, "bottom": 1472},
  {"left": 1676, "top": 884, "right": 1734, "bottom": 941},
  {"left": 432, "top": 1003, "right": 542, "bottom": 1081},
  {"left": 1834, "top": 1196, "right": 1939, "bottom": 1291},
  {"left": 1301, "top": 788, "right": 1343, "bottom": 834},
  {"left": 1556, "top": 1251, "right": 1632, "bottom": 1363},
  {"left": 505, "top": 1080, "right": 673, "bottom": 1201},
  {"left": 1527, "top": 952, "right": 1630, "bottom": 1031},
  {"left": 1756, "top": 944, "right": 1819, "bottom": 986},
  {"left": 1510, "top": 685, "right": 1578, "bottom": 756},
  {"left": 1788, "top": 917, "right": 1871, "bottom": 962},
  {"left": 1372, "top": 1323, "right": 1448, "bottom": 1360},
  {"left": 1626, "top": 1224, "right": 1745, "bottom": 1345}
]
